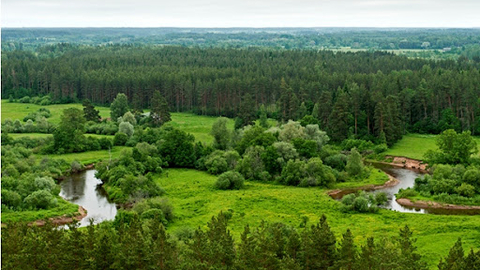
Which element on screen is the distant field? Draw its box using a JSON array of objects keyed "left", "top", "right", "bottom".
[
  {"left": 38, "top": 146, "right": 130, "bottom": 165},
  {"left": 167, "top": 113, "right": 235, "bottom": 144},
  {"left": 156, "top": 169, "right": 480, "bottom": 268},
  {"left": 384, "top": 133, "right": 480, "bottom": 160},
  {"left": 1, "top": 100, "right": 110, "bottom": 125}
]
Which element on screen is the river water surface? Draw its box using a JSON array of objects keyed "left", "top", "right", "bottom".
[{"left": 59, "top": 170, "right": 117, "bottom": 226}]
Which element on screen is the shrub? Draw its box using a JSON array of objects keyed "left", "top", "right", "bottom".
[
  {"left": 455, "top": 183, "right": 476, "bottom": 197},
  {"left": 215, "top": 171, "right": 245, "bottom": 190},
  {"left": 114, "top": 132, "right": 129, "bottom": 146},
  {"left": 23, "top": 190, "right": 57, "bottom": 209},
  {"left": 140, "top": 208, "right": 168, "bottom": 225},
  {"left": 374, "top": 192, "right": 388, "bottom": 205}
]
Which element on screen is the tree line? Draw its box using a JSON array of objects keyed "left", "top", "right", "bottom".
[
  {"left": 3, "top": 212, "right": 479, "bottom": 270},
  {"left": 3, "top": 46, "right": 479, "bottom": 144}
]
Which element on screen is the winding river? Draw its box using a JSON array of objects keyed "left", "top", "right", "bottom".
[
  {"left": 335, "top": 163, "right": 480, "bottom": 215},
  {"left": 59, "top": 170, "right": 117, "bottom": 226}
]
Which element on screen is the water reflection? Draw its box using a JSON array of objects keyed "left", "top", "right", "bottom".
[
  {"left": 59, "top": 170, "right": 117, "bottom": 226},
  {"left": 370, "top": 164, "right": 425, "bottom": 214}
]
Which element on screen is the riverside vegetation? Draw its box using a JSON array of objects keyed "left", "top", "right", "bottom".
[{"left": 2, "top": 34, "right": 480, "bottom": 269}]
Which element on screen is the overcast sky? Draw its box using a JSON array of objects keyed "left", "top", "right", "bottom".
[{"left": 2, "top": 0, "right": 479, "bottom": 28}]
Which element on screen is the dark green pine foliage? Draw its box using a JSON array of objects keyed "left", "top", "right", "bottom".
[
  {"left": 329, "top": 90, "right": 351, "bottom": 142},
  {"left": 236, "top": 93, "right": 256, "bottom": 129},
  {"left": 315, "top": 91, "right": 333, "bottom": 130},
  {"left": 335, "top": 229, "right": 357, "bottom": 270},
  {"left": 356, "top": 237, "right": 376, "bottom": 269},
  {"left": 398, "top": 225, "right": 427, "bottom": 270},
  {"left": 259, "top": 104, "right": 269, "bottom": 128},
  {"left": 302, "top": 214, "right": 337, "bottom": 269},
  {"left": 186, "top": 213, "right": 236, "bottom": 269},
  {"left": 278, "top": 78, "right": 299, "bottom": 122},
  {"left": 82, "top": 99, "right": 101, "bottom": 122},
  {"left": 438, "top": 238, "right": 465, "bottom": 270},
  {"left": 150, "top": 90, "right": 171, "bottom": 127}
]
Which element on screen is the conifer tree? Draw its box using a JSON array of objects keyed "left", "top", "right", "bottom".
[
  {"left": 82, "top": 99, "right": 101, "bottom": 122},
  {"left": 150, "top": 90, "right": 171, "bottom": 127}
]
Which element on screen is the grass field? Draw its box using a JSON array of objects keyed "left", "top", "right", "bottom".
[
  {"left": 1, "top": 100, "right": 111, "bottom": 125},
  {"left": 39, "top": 146, "right": 130, "bottom": 165},
  {"left": 384, "top": 133, "right": 480, "bottom": 160},
  {"left": 156, "top": 169, "right": 480, "bottom": 268},
  {"left": 167, "top": 112, "right": 235, "bottom": 144},
  {"left": 1, "top": 198, "right": 80, "bottom": 223}
]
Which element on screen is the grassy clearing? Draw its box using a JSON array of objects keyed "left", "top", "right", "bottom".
[
  {"left": 1, "top": 100, "right": 110, "bottom": 125},
  {"left": 385, "top": 133, "right": 480, "bottom": 160},
  {"left": 167, "top": 113, "right": 234, "bottom": 144},
  {"left": 38, "top": 146, "right": 129, "bottom": 165},
  {"left": 156, "top": 169, "right": 480, "bottom": 268},
  {"left": 1, "top": 198, "right": 80, "bottom": 223}
]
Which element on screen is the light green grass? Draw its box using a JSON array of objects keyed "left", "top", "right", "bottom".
[
  {"left": 1, "top": 100, "right": 110, "bottom": 125},
  {"left": 1, "top": 198, "right": 80, "bottom": 223},
  {"left": 9, "top": 133, "right": 114, "bottom": 140},
  {"left": 385, "top": 133, "right": 480, "bottom": 160},
  {"left": 167, "top": 113, "right": 235, "bottom": 144},
  {"left": 334, "top": 167, "right": 389, "bottom": 189},
  {"left": 38, "top": 146, "right": 129, "bottom": 165},
  {"left": 156, "top": 169, "right": 480, "bottom": 268}
]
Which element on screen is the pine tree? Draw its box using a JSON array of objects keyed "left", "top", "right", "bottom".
[
  {"left": 259, "top": 104, "right": 269, "bottom": 128},
  {"left": 329, "top": 91, "right": 351, "bottom": 142},
  {"left": 82, "top": 99, "right": 101, "bottom": 122},
  {"left": 238, "top": 93, "right": 256, "bottom": 128},
  {"left": 336, "top": 229, "right": 357, "bottom": 270},
  {"left": 150, "top": 90, "right": 171, "bottom": 127},
  {"left": 438, "top": 238, "right": 465, "bottom": 270}
]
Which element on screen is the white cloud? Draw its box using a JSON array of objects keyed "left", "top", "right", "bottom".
[{"left": 2, "top": 0, "right": 479, "bottom": 27}]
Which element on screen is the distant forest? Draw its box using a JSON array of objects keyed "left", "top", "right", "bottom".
[
  {"left": 2, "top": 43, "right": 479, "bottom": 144},
  {"left": 3, "top": 28, "right": 480, "bottom": 53}
]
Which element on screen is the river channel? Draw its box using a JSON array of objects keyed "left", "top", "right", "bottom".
[{"left": 59, "top": 170, "right": 117, "bottom": 226}]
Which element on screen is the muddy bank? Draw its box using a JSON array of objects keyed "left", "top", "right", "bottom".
[
  {"left": 327, "top": 173, "right": 399, "bottom": 199},
  {"left": 397, "top": 198, "right": 480, "bottom": 211},
  {"left": 382, "top": 156, "right": 428, "bottom": 172}
]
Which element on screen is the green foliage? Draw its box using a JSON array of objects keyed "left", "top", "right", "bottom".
[
  {"left": 211, "top": 117, "right": 230, "bottom": 150},
  {"left": 425, "top": 129, "right": 478, "bottom": 165},
  {"left": 52, "top": 108, "right": 86, "bottom": 153},
  {"left": 113, "top": 132, "right": 129, "bottom": 146},
  {"left": 110, "top": 93, "right": 129, "bottom": 120},
  {"left": 340, "top": 191, "right": 387, "bottom": 213},
  {"left": 157, "top": 128, "right": 195, "bottom": 167},
  {"left": 118, "top": 121, "right": 134, "bottom": 137},
  {"left": 215, "top": 171, "right": 245, "bottom": 190},
  {"left": 346, "top": 148, "right": 365, "bottom": 177},
  {"left": 82, "top": 99, "right": 101, "bottom": 122},
  {"left": 150, "top": 90, "right": 171, "bottom": 127}
]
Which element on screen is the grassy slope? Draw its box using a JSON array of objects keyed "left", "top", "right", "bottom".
[
  {"left": 157, "top": 169, "right": 480, "bottom": 268},
  {"left": 1, "top": 100, "right": 110, "bottom": 125},
  {"left": 384, "top": 133, "right": 480, "bottom": 160}
]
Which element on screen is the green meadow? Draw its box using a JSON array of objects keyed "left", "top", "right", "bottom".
[
  {"left": 1, "top": 100, "right": 111, "bottom": 125},
  {"left": 384, "top": 133, "right": 480, "bottom": 160},
  {"left": 1, "top": 198, "right": 79, "bottom": 223},
  {"left": 156, "top": 169, "right": 480, "bottom": 268}
]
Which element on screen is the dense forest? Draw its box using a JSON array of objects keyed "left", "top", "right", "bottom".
[{"left": 2, "top": 45, "right": 480, "bottom": 145}]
